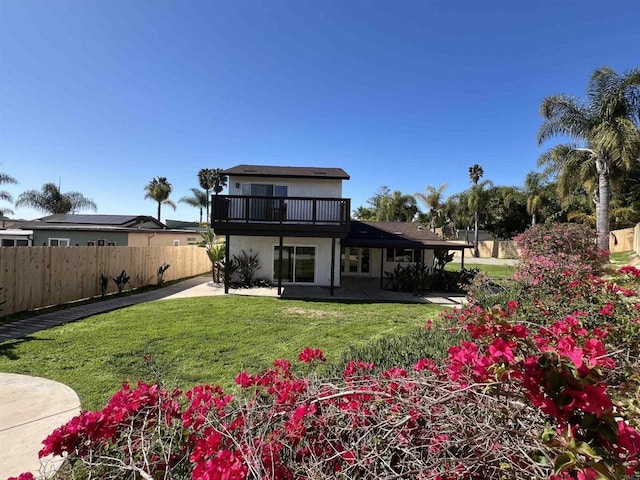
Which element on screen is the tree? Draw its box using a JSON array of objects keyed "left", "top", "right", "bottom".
[
  {"left": 537, "top": 66, "right": 640, "bottom": 252},
  {"left": 468, "top": 164, "right": 485, "bottom": 257},
  {"left": 144, "top": 177, "right": 176, "bottom": 222},
  {"left": 0, "top": 171, "right": 17, "bottom": 217},
  {"left": 16, "top": 182, "right": 97, "bottom": 214},
  {"left": 198, "top": 168, "right": 228, "bottom": 222},
  {"left": 484, "top": 185, "right": 529, "bottom": 239},
  {"left": 353, "top": 186, "right": 418, "bottom": 222},
  {"left": 198, "top": 228, "right": 226, "bottom": 283},
  {"left": 179, "top": 188, "right": 209, "bottom": 225},
  {"left": 524, "top": 172, "right": 545, "bottom": 225},
  {"left": 379, "top": 190, "right": 418, "bottom": 222},
  {"left": 415, "top": 184, "right": 447, "bottom": 233}
]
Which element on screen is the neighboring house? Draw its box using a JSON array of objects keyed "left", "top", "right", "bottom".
[
  {"left": 212, "top": 164, "right": 472, "bottom": 295},
  {"left": 3, "top": 214, "right": 199, "bottom": 247},
  {"left": 0, "top": 229, "right": 33, "bottom": 246}
]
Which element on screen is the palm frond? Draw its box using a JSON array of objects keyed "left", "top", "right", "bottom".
[{"left": 537, "top": 95, "right": 591, "bottom": 145}]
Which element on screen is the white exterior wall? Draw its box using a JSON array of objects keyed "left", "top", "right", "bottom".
[
  {"left": 341, "top": 247, "right": 435, "bottom": 278},
  {"left": 380, "top": 249, "right": 435, "bottom": 275},
  {"left": 230, "top": 235, "right": 340, "bottom": 286},
  {"left": 227, "top": 176, "right": 343, "bottom": 198}
]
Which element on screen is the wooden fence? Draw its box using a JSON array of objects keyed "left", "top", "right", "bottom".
[
  {"left": 0, "top": 246, "right": 211, "bottom": 316},
  {"left": 609, "top": 227, "right": 636, "bottom": 254}
]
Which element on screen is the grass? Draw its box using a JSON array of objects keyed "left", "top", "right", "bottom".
[
  {"left": 0, "top": 296, "right": 444, "bottom": 410},
  {"left": 609, "top": 251, "right": 637, "bottom": 265},
  {"left": 446, "top": 262, "right": 515, "bottom": 280}
]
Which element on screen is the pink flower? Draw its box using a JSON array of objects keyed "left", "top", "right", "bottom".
[{"left": 298, "top": 347, "right": 326, "bottom": 363}]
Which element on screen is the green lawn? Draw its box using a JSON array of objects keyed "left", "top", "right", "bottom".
[
  {"left": 447, "top": 262, "right": 515, "bottom": 279},
  {"left": 0, "top": 296, "right": 443, "bottom": 410}
]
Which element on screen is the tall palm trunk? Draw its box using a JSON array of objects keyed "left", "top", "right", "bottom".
[
  {"left": 595, "top": 157, "right": 611, "bottom": 253},
  {"left": 157, "top": 202, "right": 161, "bottom": 222},
  {"left": 204, "top": 188, "right": 210, "bottom": 222},
  {"left": 473, "top": 210, "right": 479, "bottom": 258}
]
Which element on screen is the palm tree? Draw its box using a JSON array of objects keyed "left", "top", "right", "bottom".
[
  {"left": 415, "top": 184, "right": 447, "bottom": 233},
  {"left": 179, "top": 188, "right": 208, "bottom": 225},
  {"left": 16, "top": 182, "right": 97, "bottom": 214},
  {"left": 144, "top": 177, "right": 176, "bottom": 222},
  {"left": 468, "top": 164, "right": 484, "bottom": 257},
  {"left": 198, "top": 168, "right": 228, "bottom": 222},
  {"left": 524, "top": 172, "right": 545, "bottom": 225},
  {"left": 1, "top": 171, "right": 17, "bottom": 218},
  {"left": 538, "top": 66, "right": 640, "bottom": 252},
  {"left": 379, "top": 190, "right": 418, "bottom": 222}
]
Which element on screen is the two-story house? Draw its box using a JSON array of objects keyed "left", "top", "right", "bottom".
[
  {"left": 212, "top": 165, "right": 351, "bottom": 295},
  {"left": 213, "top": 165, "right": 472, "bottom": 295}
]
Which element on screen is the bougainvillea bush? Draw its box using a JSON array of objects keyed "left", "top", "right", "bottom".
[
  {"left": 10, "top": 222, "right": 640, "bottom": 480},
  {"left": 512, "top": 223, "right": 608, "bottom": 292},
  {"left": 13, "top": 298, "right": 640, "bottom": 480}
]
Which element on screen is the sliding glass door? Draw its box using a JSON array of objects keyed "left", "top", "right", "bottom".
[{"left": 273, "top": 246, "right": 316, "bottom": 283}]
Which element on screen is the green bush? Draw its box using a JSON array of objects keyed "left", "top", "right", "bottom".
[{"left": 323, "top": 324, "right": 464, "bottom": 376}]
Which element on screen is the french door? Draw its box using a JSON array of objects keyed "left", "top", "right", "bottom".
[{"left": 341, "top": 247, "right": 370, "bottom": 275}]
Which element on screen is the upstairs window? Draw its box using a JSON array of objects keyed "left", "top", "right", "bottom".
[{"left": 241, "top": 184, "right": 288, "bottom": 197}]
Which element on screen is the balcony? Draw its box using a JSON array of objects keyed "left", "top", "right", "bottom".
[{"left": 212, "top": 195, "right": 351, "bottom": 237}]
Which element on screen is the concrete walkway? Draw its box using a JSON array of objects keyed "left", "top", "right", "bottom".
[
  {"left": 0, "top": 373, "right": 81, "bottom": 479},
  {"left": 0, "top": 275, "right": 466, "bottom": 477}
]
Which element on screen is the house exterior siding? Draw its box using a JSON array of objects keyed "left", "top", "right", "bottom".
[
  {"left": 32, "top": 230, "right": 129, "bottom": 247},
  {"left": 230, "top": 235, "right": 340, "bottom": 286},
  {"left": 128, "top": 232, "right": 199, "bottom": 247},
  {"left": 228, "top": 176, "right": 343, "bottom": 198}
]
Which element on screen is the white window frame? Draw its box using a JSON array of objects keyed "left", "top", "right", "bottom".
[
  {"left": 272, "top": 243, "right": 317, "bottom": 284},
  {"left": 241, "top": 183, "right": 289, "bottom": 197},
  {"left": 48, "top": 238, "right": 70, "bottom": 247},
  {"left": 173, "top": 240, "right": 180, "bottom": 246},
  {"left": 107, "top": 241, "right": 117, "bottom": 246}
]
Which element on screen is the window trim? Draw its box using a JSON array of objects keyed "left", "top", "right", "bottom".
[
  {"left": 386, "top": 248, "right": 422, "bottom": 263},
  {"left": 48, "top": 238, "right": 70, "bottom": 247}
]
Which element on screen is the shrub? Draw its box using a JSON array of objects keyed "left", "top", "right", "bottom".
[
  {"left": 21, "top": 290, "right": 640, "bottom": 480},
  {"left": 157, "top": 262, "right": 170, "bottom": 285},
  {"left": 512, "top": 223, "right": 608, "bottom": 292},
  {"left": 111, "top": 270, "right": 130, "bottom": 294},
  {"left": 383, "top": 263, "right": 478, "bottom": 294},
  {"left": 232, "top": 249, "right": 262, "bottom": 287},
  {"left": 324, "top": 324, "right": 464, "bottom": 376}
]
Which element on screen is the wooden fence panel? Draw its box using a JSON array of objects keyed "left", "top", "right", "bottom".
[
  {"left": 609, "top": 228, "right": 635, "bottom": 254},
  {"left": 0, "top": 245, "right": 210, "bottom": 316}
]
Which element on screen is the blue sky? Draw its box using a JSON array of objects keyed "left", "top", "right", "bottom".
[{"left": 1, "top": 0, "right": 639, "bottom": 223}]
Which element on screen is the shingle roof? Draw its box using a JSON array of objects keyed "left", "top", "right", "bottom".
[
  {"left": 224, "top": 165, "right": 350, "bottom": 180},
  {"left": 344, "top": 221, "right": 473, "bottom": 250}
]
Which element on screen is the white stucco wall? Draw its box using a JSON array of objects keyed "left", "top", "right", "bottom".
[
  {"left": 227, "top": 176, "right": 343, "bottom": 198},
  {"left": 229, "top": 235, "right": 340, "bottom": 286},
  {"left": 348, "top": 248, "right": 433, "bottom": 278}
]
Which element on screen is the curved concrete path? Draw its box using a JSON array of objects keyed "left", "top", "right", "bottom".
[{"left": 0, "top": 373, "right": 81, "bottom": 478}]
